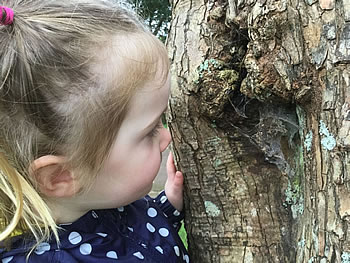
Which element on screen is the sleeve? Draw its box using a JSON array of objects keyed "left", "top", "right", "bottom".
[{"left": 146, "top": 191, "right": 184, "bottom": 231}]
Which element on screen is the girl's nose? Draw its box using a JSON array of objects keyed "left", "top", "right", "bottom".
[{"left": 159, "top": 127, "right": 172, "bottom": 152}]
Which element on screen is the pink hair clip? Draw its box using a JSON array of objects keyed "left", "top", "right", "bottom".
[{"left": 0, "top": 6, "right": 14, "bottom": 25}]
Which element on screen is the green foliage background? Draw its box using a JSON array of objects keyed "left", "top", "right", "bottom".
[{"left": 128, "top": 0, "right": 171, "bottom": 42}]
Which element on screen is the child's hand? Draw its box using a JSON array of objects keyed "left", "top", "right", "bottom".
[{"left": 164, "top": 151, "right": 184, "bottom": 212}]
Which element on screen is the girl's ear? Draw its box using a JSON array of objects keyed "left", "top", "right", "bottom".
[{"left": 30, "top": 155, "right": 80, "bottom": 198}]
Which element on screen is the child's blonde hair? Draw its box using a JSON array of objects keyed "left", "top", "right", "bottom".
[{"left": 0, "top": 0, "right": 169, "bottom": 249}]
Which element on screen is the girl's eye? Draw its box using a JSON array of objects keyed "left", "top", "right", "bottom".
[
  {"left": 148, "top": 122, "right": 163, "bottom": 138},
  {"left": 148, "top": 113, "right": 167, "bottom": 138}
]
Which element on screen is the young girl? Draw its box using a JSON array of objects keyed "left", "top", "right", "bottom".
[{"left": 0, "top": 1, "right": 189, "bottom": 262}]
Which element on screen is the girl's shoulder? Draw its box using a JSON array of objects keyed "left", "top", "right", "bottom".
[{"left": 1, "top": 193, "right": 189, "bottom": 263}]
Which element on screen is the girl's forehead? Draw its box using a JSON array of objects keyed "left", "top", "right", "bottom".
[
  {"left": 133, "top": 72, "right": 170, "bottom": 106},
  {"left": 86, "top": 32, "right": 170, "bottom": 132},
  {"left": 125, "top": 73, "right": 170, "bottom": 121},
  {"left": 89, "top": 32, "right": 169, "bottom": 91}
]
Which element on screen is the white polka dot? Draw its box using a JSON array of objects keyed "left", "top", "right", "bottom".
[
  {"left": 106, "top": 251, "right": 118, "bottom": 259},
  {"left": 91, "top": 211, "right": 98, "bottom": 218},
  {"left": 146, "top": 222, "right": 155, "bottom": 233},
  {"left": 133, "top": 251, "right": 144, "bottom": 259},
  {"left": 155, "top": 246, "right": 163, "bottom": 254},
  {"left": 174, "top": 246, "right": 180, "bottom": 256},
  {"left": 80, "top": 243, "right": 92, "bottom": 255},
  {"left": 159, "top": 228, "right": 169, "bottom": 237},
  {"left": 128, "top": 227, "right": 134, "bottom": 232},
  {"left": 184, "top": 254, "right": 190, "bottom": 263},
  {"left": 34, "top": 242, "right": 50, "bottom": 255},
  {"left": 117, "top": 206, "right": 124, "bottom": 212},
  {"left": 97, "top": 232, "right": 107, "bottom": 237},
  {"left": 2, "top": 256, "right": 13, "bottom": 263},
  {"left": 173, "top": 210, "right": 181, "bottom": 216},
  {"left": 68, "top": 231, "right": 82, "bottom": 245},
  {"left": 147, "top": 207, "right": 157, "bottom": 217},
  {"left": 160, "top": 195, "right": 167, "bottom": 203}
]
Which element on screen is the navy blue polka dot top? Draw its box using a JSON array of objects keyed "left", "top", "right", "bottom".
[{"left": 0, "top": 191, "right": 189, "bottom": 262}]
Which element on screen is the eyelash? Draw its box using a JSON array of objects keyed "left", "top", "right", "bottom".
[
  {"left": 148, "top": 113, "right": 167, "bottom": 138},
  {"left": 148, "top": 122, "right": 163, "bottom": 138}
]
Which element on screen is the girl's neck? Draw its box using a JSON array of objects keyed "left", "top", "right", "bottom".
[{"left": 48, "top": 199, "right": 88, "bottom": 224}]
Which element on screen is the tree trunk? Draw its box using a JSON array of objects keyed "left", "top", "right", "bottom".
[{"left": 167, "top": 0, "right": 350, "bottom": 262}]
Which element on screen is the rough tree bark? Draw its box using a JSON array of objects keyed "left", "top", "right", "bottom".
[{"left": 167, "top": 0, "right": 350, "bottom": 262}]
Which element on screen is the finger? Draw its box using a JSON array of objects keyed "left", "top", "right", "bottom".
[
  {"left": 166, "top": 151, "right": 176, "bottom": 176},
  {"left": 165, "top": 171, "right": 183, "bottom": 190},
  {"left": 165, "top": 171, "right": 183, "bottom": 197},
  {"left": 173, "top": 171, "right": 184, "bottom": 187},
  {"left": 165, "top": 171, "right": 184, "bottom": 211}
]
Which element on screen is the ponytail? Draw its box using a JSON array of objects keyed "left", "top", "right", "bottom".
[
  {"left": 0, "top": 153, "right": 23, "bottom": 241},
  {"left": 0, "top": 153, "right": 59, "bottom": 247}
]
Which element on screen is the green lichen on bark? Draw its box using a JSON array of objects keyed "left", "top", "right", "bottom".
[
  {"left": 304, "top": 131, "right": 313, "bottom": 152},
  {"left": 283, "top": 142, "right": 304, "bottom": 219},
  {"left": 204, "top": 201, "right": 221, "bottom": 217},
  {"left": 191, "top": 58, "right": 241, "bottom": 119},
  {"left": 282, "top": 105, "right": 305, "bottom": 219},
  {"left": 193, "top": 58, "right": 224, "bottom": 84},
  {"left": 341, "top": 252, "right": 350, "bottom": 263},
  {"left": 319, "top": 120, "right": 337, "bottom": 150},
  {"left": 218, "top": 69, "right": 239, "bottom": 84}
]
